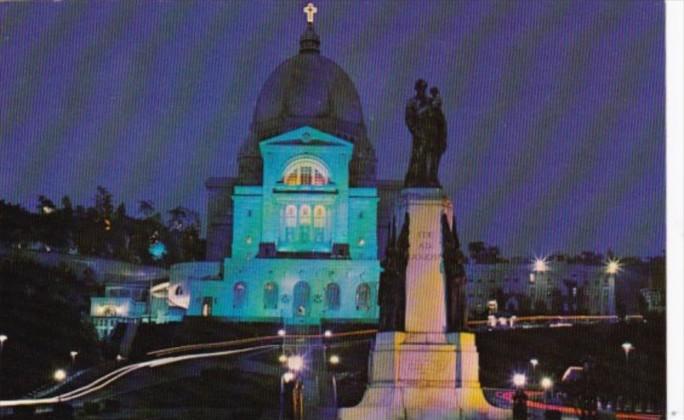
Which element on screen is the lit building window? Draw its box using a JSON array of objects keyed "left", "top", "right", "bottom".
[
  {"left": 325, "top": 283, "right": 341, "bottom": 310},
  {"left": 233, "top": 282, "right": 247, "bottom": 309},
  {"left": 283, "top": 158, "right": 329, "bottom": 186},
  {"left": 285, "top": 205, "right": 297, "bottom": 241},
  {"left": 299, "top": 205, "right": 312, "bottom": 243},
  {"left": 314, "top": 205, "right": 326, "bottom": 242},
  {"left": 356, "top": 283, "right": 371, "bottom": 311},
  {"left": 264, "top": 282, "right": 278, "bottom": 309}
]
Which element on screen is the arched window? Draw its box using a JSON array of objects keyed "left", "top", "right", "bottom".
[
  {"left": 325, "top": 283, "right": 341, "bottom": 311},
  {"left": 356, "top": 283, "right": 371, "bottom": 311},
  {"left": 293, "top": 281, "right": 311, "bottom": 317},
  {"left": 233, "top": 282, "right": 247, "bottom": 309},
  {"left": 264, "top": 282, "right": 278, "bottom": 310},
  {"left": 285, "top": 205, "right": 297, "bottom": 241},
  {"left": 283, "top": 158, "right": 329, "bottom": 186},
  {"left": 314, "top": 205, "right": 326, "bottom": 242},
  {"left": 299, "top": 205, "right": 312, "bottom": 242}
]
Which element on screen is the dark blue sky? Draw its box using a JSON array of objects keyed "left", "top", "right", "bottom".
[{"left": 0, "top": 0, "right": 664, "bottom": 257}]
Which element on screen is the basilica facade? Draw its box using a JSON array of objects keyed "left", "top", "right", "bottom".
[{"left": 158, "top": 21, "right": 402, "bottom": 325}]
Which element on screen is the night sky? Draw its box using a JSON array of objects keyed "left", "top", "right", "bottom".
[{"left": 0, "top": 0, "right": 664, "bottom": 257}]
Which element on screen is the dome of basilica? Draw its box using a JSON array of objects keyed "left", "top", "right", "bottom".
[{"left": 238, "top": 24, "right": 376, "bottom": 186}]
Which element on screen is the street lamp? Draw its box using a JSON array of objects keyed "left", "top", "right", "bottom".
[
  {"left": 0, "top": 334, "right": 7, "bottom": 396},
  {"left": 529, "top": 358, "right": 538, "bottom": 382},
  {"left": 622, "top": 342, "right": 634, "bottom": 362},
  {"left": 0, "top": 334, "right": 7, "bottom": 359},
  {"left": 324, "top": 329, "right": 332, "bottom": 338},
  {"left": 328, "top": 354, "right": 341, "bottom": 410},
  {"left": 278, "top": 354, "right": 288, "bottom": 364},
  {"left": 70, "top": 351, "right": 78, "bottom": 368},
  {"left": 277, "top": 329, "right": 287, "bottom": 337},
  {"left": 540, "top": 377, "right": 553, "bottom": 405},
  {"left": 53, "top": 369, "right": 67, "bottom": 382},
  {"left": 280, "top": 371, "right": 296, "bottom": 420}
]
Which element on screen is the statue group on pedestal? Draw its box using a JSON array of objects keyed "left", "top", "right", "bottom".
[
  {"left": 404, "top": 79, "right": 447, "bottom": 188},
  {"left": 377, "top": 212, "right": 468, "bottom": 333}
]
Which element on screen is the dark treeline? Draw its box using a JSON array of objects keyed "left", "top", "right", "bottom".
[
  {"left": 0, "top": 256, "right": 102, "bottom": 398},
  {"left": 0, "top": 186, "right": 204, "bottom": 267}
]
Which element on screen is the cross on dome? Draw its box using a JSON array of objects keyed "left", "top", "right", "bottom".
[{"left": 303, "top": 3, "right": 318, "bottom": 24}]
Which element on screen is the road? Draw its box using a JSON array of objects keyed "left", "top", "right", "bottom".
[{"left": 0, "top": 345, "right": 277, "bottom": 409}]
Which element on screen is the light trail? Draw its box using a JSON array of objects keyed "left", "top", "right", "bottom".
[
  {"left": 0, "top": 345, "right": 277, "bottom": 408},
  {"left": 147, "top": 329, "right": 377, "bottom": 357},
  {"left": 494, "top": 389, "right": 661, "bottom": 420}
]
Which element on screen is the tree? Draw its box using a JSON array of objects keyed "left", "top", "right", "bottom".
[
  {"left": 95, "top": 186, "right": 114, "bottom": 220},
  {"left": 137, "top": 200, "right": 155, "bottom": 218}
]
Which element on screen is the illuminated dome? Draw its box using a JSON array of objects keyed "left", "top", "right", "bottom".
[{"left": 238, "top": 23, "right": 376, "bottom": 186}]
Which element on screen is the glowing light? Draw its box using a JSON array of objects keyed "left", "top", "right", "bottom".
[
  {"left": 282, "top": 372, "right": 296, "bottom": 383},
  {"left": 533, "top": 257, "right": 548, "bottom": 273},
  {"left": 530, "top": 358, "right": 539, "bottom": 368},
  {"left": 512, "top": 373, "right": 527, "bottom": 388},
  {"left": 622, "top": 342, "right": 634, "bottom": 360},
  {"left": 277, "top": 329, "right": 286, "bottom": 337},
  {"left": 606, "top": 258, "right": 621, "bottom": 275},
  {"left": 70, "top": 351, "right": 78, "bottom": 360},
  {"left": 303, "top": 2, "right": 318, "bottom": 23},
  {"left": 324, "top": 330, "right": 332, "bottom": 338},
  {"left": 0, "top": 334, "right": 7, "bottom": 343},
  {"left": 540, "top": 377, "right": 553, "bottom": 390},
  {"left": 245, "top": 236, "right": 253, "bottom": 244},
  {"left": 53, "top": 369, "right": 67, "bottom": 382},
  {"left": 358, "top": 238, "right": 366, "bottom": 247},
  {"left": 278, "top": 354, "right": 288, "bottom": 364},
  {"left": 42, "top": 206, "right": 55, "bottom": 214},
  {"left": 287, "top": 355, "right": 304, "bottom": 372},
  {"left": 148, "top": 241, "right": 167, "bottom": 260},
  {"left": 329, "top": 355, "right": 340, "bottom": 365},
  {"left": 116, "top": 354, "right": 123, "bottom": 362},
  {"left": 104, "top": 219, "right": 111, "bottom": 231}
]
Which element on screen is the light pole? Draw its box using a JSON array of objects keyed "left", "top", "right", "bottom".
[
  {"left": 540, "top": 377, "right": 553, "bottom": 406},
  {"left": 280, "top": 371, "right": 295, "bottom": 420},
  {"left": 529, "top": 358, "right": 538, "bottom": 385},
  {"left": 512, "top": 373, "right": 528, "bottom": 420},
  {"left": 0, "top": 334, "right": 7, "bottom": 397},
  {"left": 622, "top": 342, "right": 634, "bottom": 362},
  {"left": 70, "top": 350, "right": 78, "bottom": 369},
  {"left": 329, "top": 354, "right": 340, "bottom": 410}
]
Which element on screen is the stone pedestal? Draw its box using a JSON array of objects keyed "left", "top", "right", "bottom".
[{"left": 338, "top": 189, "right": 508, "bottom": 419}]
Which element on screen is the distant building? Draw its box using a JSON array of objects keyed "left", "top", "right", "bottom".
[{"left": 465, "top": 259, "right": 617, "bottom": 320}]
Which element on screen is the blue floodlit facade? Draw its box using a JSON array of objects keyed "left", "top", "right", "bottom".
[
  {"left": 167, "top": 126, "right": 382, "bottom": 324},
  {"left": 158, "top": 22, "right": 394, "bottom": 325}
]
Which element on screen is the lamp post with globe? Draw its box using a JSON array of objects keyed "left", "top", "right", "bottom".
[
  {"left": 512, "top": 373, "right": 528, "bottom": 420},
  {"left": 0, "top": 334, "right": 7, "bottom": 397}
]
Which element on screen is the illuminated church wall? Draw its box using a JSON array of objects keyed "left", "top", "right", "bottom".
[{"left": 168, "top": 127, "right": 381, "bottom": 324}]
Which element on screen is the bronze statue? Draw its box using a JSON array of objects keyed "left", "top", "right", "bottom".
[
  {"left": 378, "top": 214, "right": 409, "bottom": 331},
  {"left": 404, "top": 79, "right": 447, "bottom": 188},
  {"left": 441, "top": 213, "right": 467, "bottom": 331}
]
